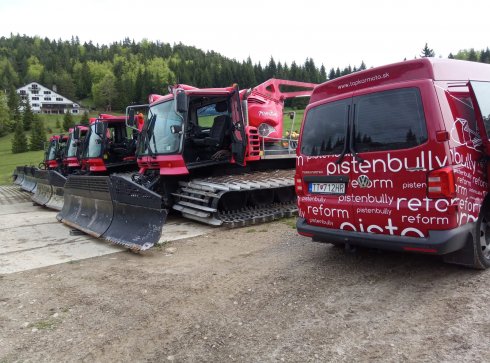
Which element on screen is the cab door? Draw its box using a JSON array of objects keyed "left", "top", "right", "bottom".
[{"left": 230, "top": 87, "right": 246, "bottom": 165}]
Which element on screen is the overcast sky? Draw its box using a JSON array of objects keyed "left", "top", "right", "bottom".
[{"left": 0, "top": 0, "right": 488, "bottom": 70}]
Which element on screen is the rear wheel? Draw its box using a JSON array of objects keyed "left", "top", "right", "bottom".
[
  {"left": 275, "top": 186, "right": 296, "bottom": 203},
  {"left": 475, "top": 206, "right": 490, "bottom": 269}
]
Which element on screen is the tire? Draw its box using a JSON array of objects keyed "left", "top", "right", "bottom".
[{"left": 474, "top": 205, "right": 490, "bottom": 269}]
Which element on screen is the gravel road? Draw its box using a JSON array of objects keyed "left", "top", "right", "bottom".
[{"left": 1, "top": 218, "right": 489, "bottom": 362}]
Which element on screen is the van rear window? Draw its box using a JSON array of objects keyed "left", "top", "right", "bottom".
[
  {"left": 300, "top": 98, "right": 350, "bottom": 156},
  {"left": 354, "top": 88, "right": 427, "bottom": 152},
  {"left": 300, "top": 88, "right": 427, "bottom": 156}
]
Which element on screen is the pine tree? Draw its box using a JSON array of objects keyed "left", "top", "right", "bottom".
[
  {"left": 7, "top": 87, "right": 21, "bottom": 131},
  {"left": 55, "top": 118, "right": 61, "bottom": 130},
  {"left": 63, "top": 111, "right": 74, "bottom": 131},
  {"left": 80, "top": 109, "right": 90, "bottom": 125},
  {"left": 11, "top": 120, "right": 28, "bottom": 153},
  {"left": 421, "top": 43, "right": 435, "bottom": 57},
  {"left": 0, "top": 92, "right": 10, "bottom": 137},
  {"left": 22, "top": 99, "right": 34, "bottom": 131},
  {"left": 319, "top": 65, "right": 327, "bottom": 82},
  {"left": 29, "top": 115, "right": 47, "bottom": 151},
  {"left": 468, "top": 48, "right": 478, "bottom": 62},
  {"left": 480, "top": 48, "right": 490, "bottom": 63}
]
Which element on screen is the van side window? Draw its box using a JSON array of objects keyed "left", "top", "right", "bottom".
[
  {"left": 300, "top": 99, "right": 350, "bottom": 156},
  {"left": 354, "top": 88, "right": 428, "bottom": 153}
]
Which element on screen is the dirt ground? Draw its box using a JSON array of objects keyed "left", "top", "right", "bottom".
[{"left": 1, "top": 216, "right": 490, "bottom": 362}]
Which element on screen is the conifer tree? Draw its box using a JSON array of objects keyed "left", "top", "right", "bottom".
[
  {"left": 63, "top": 111, "right": 74, "bottom": 131},
  {"left": 55, "top": 118, "right": 61, "bottom": 130},
  {"left": 80, "top": 109, "right": 90, "bottom": 125},
  {"left": 468, "top": 48, "right": 478, "bottom": 62},
  {"left": 0, "top": 92, "right": 10, "bottom": 137},
  {"left": 11, "top": 120, "right": 28, "bottom": 153},
  {"left": 421, "top": 43, "right": 435, "bottom": 57},
  {"left": 22, "top": 99, "right": 34, "bottom": 131},
  {"left": 7, "top": 87, "right": 21, "bottom": 131},
  {"left": 29, "top": 115, "right": 47, "bottom": 151}
]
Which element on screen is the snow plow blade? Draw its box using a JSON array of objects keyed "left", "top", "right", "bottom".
[
  {"left": 12, "top": 166, "right": 24, "bottom": 185},
  {"left": 20, "top": 167, "right": 38, "bottom": 192},
  {"left": 45, "top": 171, "right": 66, "bottom": 211},
  {"left": 31, "top": 169, "right": 52, "bottom": 206},
  {"left": 13, "top": 166, "right": 24, "bottom": 185},
  {"left": 102, "top": 175, "right": 167, "bottom": 251},
  {"left": 57, "top": 175, "right": 114, "bottom": 238}
]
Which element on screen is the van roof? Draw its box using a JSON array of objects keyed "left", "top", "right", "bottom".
[{"left": 310, "top": 58, "right": 490, "bottom": 103}]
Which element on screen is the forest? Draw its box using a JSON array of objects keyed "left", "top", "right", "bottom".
[
  {"left": 1, "top": 35, "right": 490, "bottom": 150},
  {"left": 1, "top": 35, "right": 489, "bottom": 112},
  {"left": 0, "top": 34, "right": 362, "bottom": 113}
]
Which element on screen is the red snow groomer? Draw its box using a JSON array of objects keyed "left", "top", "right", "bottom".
[
  {"left": 32, "top": 127, "right": 87, "bottom": 210},
  {"left": 57, "top": 79, "right": 316, "bottom": 250},
  {"left": 15, "top": 134, "right": 69, "bottom": 195}
]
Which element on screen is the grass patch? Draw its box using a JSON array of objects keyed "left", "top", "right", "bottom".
[
  {"left": 245, "top": 228, "right": 256, "bottom": 233},
  {"left": 282, "top": 217, "right": 297, "bottom": 229},
  {"left": 30, "top": 318, "right": 59, "bottom": 331}
]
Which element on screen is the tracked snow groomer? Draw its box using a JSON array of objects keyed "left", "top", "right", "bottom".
[
  {"left": 32, "top": 126, "right": 89, "bottom": 210},
  {"left": 57, "top": 113, "right": 143, "bottom": 223},
  {"left": 15, "top": 134, "right": 68, "bottom": 194},
  {"left": 33, "top": 114, "right": 142, "bottom": 210},
  {"left": 57, "top": 79, "right": 316, "bottom": 250}
]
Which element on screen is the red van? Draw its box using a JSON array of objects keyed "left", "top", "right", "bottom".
[{"left": 295, "top": 58, "right": 490, "bottom": 269}]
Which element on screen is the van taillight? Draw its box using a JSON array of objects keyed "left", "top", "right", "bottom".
[
  {"left": 427, "top": 167, "right": 455, "bottom": 199},
  {"left": 295, "top": 174, "right": 305, "bottom": 196}
]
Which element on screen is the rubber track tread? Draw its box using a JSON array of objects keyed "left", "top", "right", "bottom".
[{"left": 172, "top": 169, "right": 297, "bottom": 227}]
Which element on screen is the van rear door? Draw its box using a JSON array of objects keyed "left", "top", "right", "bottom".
[
  {"left": 349, "top": 83, "right": 436, "bottom": 238},
  {"left": 298, "top": 95, "right": 354, "bottom": 230},
  {"left": 469, "top": 81, "right": 490, "bottom": 155}
]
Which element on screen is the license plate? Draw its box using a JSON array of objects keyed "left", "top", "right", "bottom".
[{"left": 309, "top": 182, "right": 345, "bottom": 194}]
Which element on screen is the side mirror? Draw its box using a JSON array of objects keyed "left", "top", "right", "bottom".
[
  {"left": 73, "top": 127, "right": 80, "bottom": 140},
  {"left": 170, "top": 125, "right": 182, "bottom": 134},
  {"left": 127, "top": 108, "right": 135, "bottom": 127},
  {"left": 289, "top": 112, "right": 295, "bottom": 120},
  {"left": 95, "top": 121, "right": 105, "bottom": 136},
  {"left": 176, "top": 90, "right": 188, "bottom": 113}
]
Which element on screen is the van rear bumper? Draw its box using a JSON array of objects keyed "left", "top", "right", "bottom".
[{"left": 296, "top": 218, "right": 473, "bottom": 255}]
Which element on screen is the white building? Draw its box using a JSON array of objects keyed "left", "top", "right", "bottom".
[{"left": 17, "top": 82, "right": 81, "bottom": 115}]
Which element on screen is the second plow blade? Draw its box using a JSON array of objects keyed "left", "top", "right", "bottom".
[
  {"left": 20, "top": 167, "right": 38, "bottom": 192},
  {"left": 57, "top": 175, "right": 114, "bottom": 237},
  {"left": 31, "top": 169, "right": 52, "bottom": 206},
  {"left": 102, "top": 175, "right": 167, "bottom": 251},
  {"left": 45, "top": 171, "right": 67, "bottom": 211}
]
